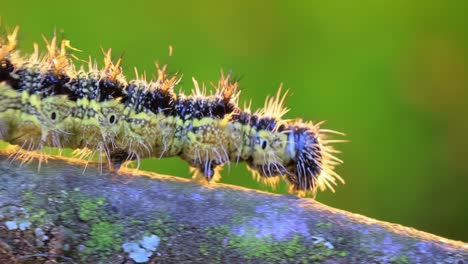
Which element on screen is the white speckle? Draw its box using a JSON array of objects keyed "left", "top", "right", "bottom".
[
  {"left": 129, "top": 247, "right": 152, "bottom": 263},
  {"left": 5, "top": 221, "right": 18, "bottom": 230},
  {"left": 191, "top": 193, "right": 205, "bottom": 201},
  {"left": 239, "top": 209, "right": 310, "bottom": 240},
  {"left": 122, "top": 242, "right": 140, "bottom": 253},
  {"left": 123, "top": 234, "right": 160, "bottom": 263},
  {"left": 19, "top": 221, "right": 31, "bottom": 231},
  {"left": 255, "top": 205, "right": 272, "bottom": 214},
  {"left": 140, "top": 234, "right": 160, "bottom": 251},
  {"left": 77, "top": 244, "right": 87, "bottom": 252},
  {"left": 312, "top": 236, "right": 334, "bottom": 249},
  {"left": 323, "top": 242, "right": 334, "bottom": 249},
  {"left": 34, "top": 228, "right": 48, "bottom": 241}
]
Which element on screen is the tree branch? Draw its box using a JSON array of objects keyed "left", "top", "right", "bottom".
[{"left": 0, "top": 151, "right": 466, "bottom": 263}]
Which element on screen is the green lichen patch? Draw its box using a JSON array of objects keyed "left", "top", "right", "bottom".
[
  {"left": 85, "top": 221, "right": 124, "bottom": 254},
  {"left": 21, "top": 188, "right": 127, "bottom": 260},
  {"left": 77, "top": 197, "right": 105, "bottom": 222},
  {"left": 390, "top": 254, "right": 410, "bottom": 264},
  {"left": 22, "top": 188, "right": 108, "bottom": 226},
  {"left": 200, "top": 225, "right": 348, "bottom": 263},
  {"left": 315, "top": 221, "right": 333, "bottom": 229},
  {"left": 64, "top": 189, "right": 109, "bottom": 224},
  {"left": 147, "top": 212, "right": 184, "bottom": 241},
  {"left": 22, "top": 190, "right": 53, "bottom": 226}
]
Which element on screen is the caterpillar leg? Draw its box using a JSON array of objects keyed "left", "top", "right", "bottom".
[
  {"left": 189, "top": 162, "right": 223, "bottom": 184},
  {"left": 109, "top": 149, "right": 131, "bottom": 171},
  {"left": 246, "top": 164, "right": 284, "bottom": 189},
  {"left": 70, "top": 142, "right": 114, "bottom": 173},
  {"left": 6, "top": 140, "right": 49, "bottom": 171},
  {"left": 109, "top": 148, "right": 143, "bottom": 176}
]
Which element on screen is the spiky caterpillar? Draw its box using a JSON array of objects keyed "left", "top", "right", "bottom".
[{"left": 0, "top": 26, "right": 345, "bottom": 196}]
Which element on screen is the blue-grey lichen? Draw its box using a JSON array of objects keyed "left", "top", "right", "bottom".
[
  {"left": 229, "top": 204, "right": 311, "bottom": 240},
  {"left": 4, "top": 220, "right": 31, "bottom": 230},
  {"left": 34, "top": 227, "right": 49, "bottom": 247},
  {"left": 122, "top": 234, "right": 160, "bottom": 263},
  {"left": 5, "top": 220, "right": 18, "bottom": 230}
]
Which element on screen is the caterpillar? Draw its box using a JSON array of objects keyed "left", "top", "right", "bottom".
[{"left": 0, "top": 25, "right": 345, "bottom": 196}]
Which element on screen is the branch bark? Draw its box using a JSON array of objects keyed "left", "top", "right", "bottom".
[{"left": 0, "top": 151, "right": 466, "bottom": 264}]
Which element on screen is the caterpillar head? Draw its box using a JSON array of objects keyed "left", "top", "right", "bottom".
[{"left": 285, "top": 121, "right": 344, "bottom": 196}]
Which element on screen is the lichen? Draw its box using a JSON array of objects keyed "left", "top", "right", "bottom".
[
  {"left": 4, "top": 220, "right": 18, "bottom": 230},
  {"left": 202, "top": 225, "right": 348, "bottom": 263},
  {"left": 147, "top": 213, "right": 184, "bottom": 240},
  {"left": 390, "top": 254, "right": 410, "bottom": 264},
  {"left": 77, "top": 197, "right": 105, "bottom": 222},
  {"left": 85, "top": 221, "right": 123, "bottom": 254},
  {"left": 22, "top": 190, "right": 52, "bottom": 226},
  {"left": 122, "top": 234, "right": 160, "bottom": 263},
  {"left": 315, "top": 221, "right": 333, "bottom": 229},
  {"left": 22, "top": 188, "right": 127, "bottom": 259}
]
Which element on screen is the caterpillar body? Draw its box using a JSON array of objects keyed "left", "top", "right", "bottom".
[{"left": 0, "top": 26, "right": 345, "bottom": 196}]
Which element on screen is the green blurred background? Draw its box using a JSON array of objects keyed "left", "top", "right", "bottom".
[{"left": 1, "top": 0, "right": 467, "bottom": 241}]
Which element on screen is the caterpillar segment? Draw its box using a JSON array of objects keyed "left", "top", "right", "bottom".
[
  {"left": 227, "top": 92, "right": 292, "bottom": 189},
  {"left": 176, "top": 75, "right": 239, "bottom": 182},
  {"left": 1, "top": 31, "right": 78, "bottom": 166},
  {"left": 1, "top": 57, "right": 51, "bottom": 164},
  {"left": 0, "top": 27, "right": 21, "bottom": 143},
  {"left": 0, "top": 26, "right": 345, "bottom": 196},
  {"left": 109, "top": 64, "right": 180, "bottom": 168},
  {"left": 0, "top": 84, "right": 19, "bottom": 140},
  {"left": 65, "top": 50, "right": 127, "bottom": 169}
]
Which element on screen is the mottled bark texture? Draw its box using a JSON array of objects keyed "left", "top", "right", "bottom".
[{"left": 0, "top": 151, "right": 466, "bottom": 264}]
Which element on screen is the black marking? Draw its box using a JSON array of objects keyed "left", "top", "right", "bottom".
[
  {"left": 40, "top": 72, "right": 75, "bottom": 98},
  {"left": 0, "top": 59, "right": 14, "bottom": 82},
  {"left": 174, "top": 96, "right": 237, "bottom": 121},
  {"left": 67, "top": 75, "right": 125, "bottom": 102},
  {"left": 67, "top": 74, "right": 99, "bottom": 99},
  {"left": 12, "top": 67, "right": 75, "bottom": 99},
  {"left": 233, "top": 112, "right": 281, "bottom": 132},
  {"left": 124, "top": 83, "right": 175, "bottom": 115},
  {"left": 108, "top": 114, "right": 116, "bottom": 124},
  {"left": 261, "top": 139, "right": 268, "bottom": 150},
  {"left": 97, "top": 78, "right": 125, "bottom": 102},
  {"left": 16, "top": 67, "right": 41, "bottom": 93}
]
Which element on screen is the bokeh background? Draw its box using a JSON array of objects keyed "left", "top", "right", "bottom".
[{"left": 1, "top": 0, "right": 467, "bottom": 241}]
